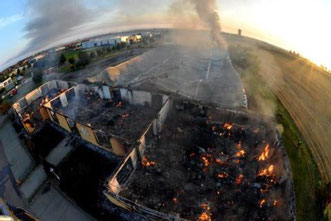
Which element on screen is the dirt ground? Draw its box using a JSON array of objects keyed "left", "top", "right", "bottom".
[{"left": 225, "top": 34, "right": 331, "bottom": 183}]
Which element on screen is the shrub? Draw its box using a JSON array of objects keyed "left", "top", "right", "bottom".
[
  {"left": 59, "top": 53, "right": 66, "bottom": 65},
  {"left": 76, "top": 51, "right": 90, "bottom": 67},
  {"left": 68, "top": 57, "right": 76, "bottom": 65},
  {"left": 90, "top": 52, "right": 96, "bottom": 58},
  {"left": 32, "top": 68, "right": 43, "bottom": 84}
]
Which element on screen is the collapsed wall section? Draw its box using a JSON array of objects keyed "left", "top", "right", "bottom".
[
  {"left": 12, "top": 80, "right": 74, "bottom": 134},
  {"left": 35, "top": 82, "right": 170, "bottom": 157}
]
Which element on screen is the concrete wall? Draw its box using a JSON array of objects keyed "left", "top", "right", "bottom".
[
  {"left": 110, "top": 137, "right": 126, "bottom": 157},
  {"left": 13, "top": 80, "right": 72, "bottom": 115},
  {"left": 12, "top": 80, "right": 74, "bottom": 135},
  {"left": 88, "top": 55, "right": 142, "bottom": 84},
  {"left": 119, "top": 89, "right": 152, "bottom": 106},
  {"left": 153, "top": 98, "right": 171, "bottom": 135},
  {"left": 76, "top": 123, "right": 99, "bottom": 147},
  {"left": 56, "top": 113, "right": 71, "bottom": 132},
  {"left": 106, "top": 100, "right": 170, "bottom": 195}
]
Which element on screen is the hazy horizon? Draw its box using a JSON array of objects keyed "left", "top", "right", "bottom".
[{"left": 0, "top": 0, "right": 330, "bottom": 71}]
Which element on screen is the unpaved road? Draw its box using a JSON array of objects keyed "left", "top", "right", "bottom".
[{"left": 226, "top": 35, "right": 331, "bottom": 182}]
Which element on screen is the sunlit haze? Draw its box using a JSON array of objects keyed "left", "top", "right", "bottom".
[{"left": 0, "top": 0, "right": 330, "bottom": 70}]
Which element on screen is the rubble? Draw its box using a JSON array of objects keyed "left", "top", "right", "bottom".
[
  {"left": 51, "top": 89, "right": 156, "bottom": 146},
  {"left": 115, "top": 101, "right": 295, "bottom": 220}
]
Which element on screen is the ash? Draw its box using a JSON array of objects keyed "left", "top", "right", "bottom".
[
  {"left": 120, "top": 103, "right": 294, "bottom": 220},
  {"left": 52, "top": 90, "right": 156, "bottom": 146}
]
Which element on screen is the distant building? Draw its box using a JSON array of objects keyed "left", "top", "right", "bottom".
[
  {"left": 0, "top": 77, "right": 15, "bottom": 92},
  {"left": 29, "top": 54, "right": 46, "bottom": 64},
  {"left": 55, "top": 46, "right": 66, "bottom": 52},
  {"left": 238, "top": 29, "right": 242, "bottom": 36},
  {"left": 141, "top": 32, "right": 153, "bottom": 38},
  {"left": 129, "top": 34, "right": 142, "bottom": 43},
  {"left": 82, "top": 36, "right": 129, "bottom": 49}
]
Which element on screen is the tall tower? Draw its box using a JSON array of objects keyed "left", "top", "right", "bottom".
[{"left": 238, "top": 29, "right": 242, "bottom": 36}]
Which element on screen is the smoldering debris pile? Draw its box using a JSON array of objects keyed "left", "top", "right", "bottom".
[
  {"left": 52, "top": 89, "right": 156, "bottom": 145},
  {"left": 120, "top": 105, "right": 294, "bottom": 220}
]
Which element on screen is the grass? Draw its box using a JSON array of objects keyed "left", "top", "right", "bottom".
[
  {"left": 229, "top": 45, "right": 327, "bottom": 220},
  {"left": 64, "top": 50, "right": 80, "bottom": 60},
  {"left": 59, "top": 48, "right": 122, "bottom": 73}
]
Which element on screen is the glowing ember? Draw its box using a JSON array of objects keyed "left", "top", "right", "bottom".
[
  {"left": 116, "top": 101, "right": 122, "bottom": 107},
  {"left": 224, "top": 123, "right": 233, "bottom": 130},
  {"left": 172, "top": 198, "right": 177, "bottom": 203},
  {"left": 258, "top": 143, "right": 270, "bottom": 161},
  {"left": 215, "top": 158, "right": 222, "bottom": 165},
  {"left": 235, "top": 174, "right": 244, "bottom": 185},
  {"left": 199, "top": 212, "right": 211, "bottom": 221},
  {"left": 201, "top": 203, "right": 210, "bottom": 210},
  {"left": 273, "top": 200, "right": 278, "bottom": 206},
  {"left": 217, "top": 172, "right": 228, "bottom": 178},
  {"left": 190, "top": 152, "right": 196, "bottom": 157},
  {"left": 258, "top": 165, "right": 274, "bottom": 176},
  {"left": 259, "top": 199, "right": 266, "bottom": 208},
  {"left": 201, "top": 156, "right": 210, "bottom": 167},
  {"left": 236, "top": 141, "right": 242, "bottom": 149},
  {"left": 142, "top": 157, "right": 156, "bottom": 167},
  {"left": 235, "top": 150, "right": 245, "bottom": 157},
  {"left": 199, "top": 204, "right": 212, "bottom": 221}
]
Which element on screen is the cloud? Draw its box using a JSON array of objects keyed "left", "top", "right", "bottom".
[
  {"left": 20, "top": 0, "right": 93, "bottom": 55},
  {"left": 0, "top": 14, "right": 23, "bottom": 29}
]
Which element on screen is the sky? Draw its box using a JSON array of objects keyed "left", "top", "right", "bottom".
[{"left": 0, "top": 0, "right": 330, "bottom": 71}]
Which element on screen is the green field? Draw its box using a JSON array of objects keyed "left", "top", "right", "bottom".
[
  {"left": 59, "top": 48, "right": 123, "bottom": 72},
  {"left": 229, "top": 46, "right": 327, "bottom": 220}
]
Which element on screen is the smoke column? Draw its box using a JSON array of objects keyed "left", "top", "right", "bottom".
[{"left": 186, "top": 0, "right": 226, "bottom": 48}]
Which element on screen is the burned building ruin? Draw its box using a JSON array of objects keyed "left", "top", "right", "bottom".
[
  {"left": 105, "top": 100, "right": 296, "bottom": 220},
  {"left": 12, "top": 80, "right": 295, "bottom": 220}
]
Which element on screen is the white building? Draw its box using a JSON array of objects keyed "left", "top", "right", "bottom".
[
  {"left": 0, "top": 78, "right": 15, "bottom": 92},
  {"left": 129, "top": 35, "right": 142, "bottom": 43},
  {"left": 82, "top": 36, "right": 129, "bottom": 49}
]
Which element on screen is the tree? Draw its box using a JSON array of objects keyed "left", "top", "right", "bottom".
[
  {"left": 76, "top": 51, "right": 90, "bottom": 67},
  {"left": 22, "top": 66, "right": 26, "bottom": 72},
  {"left": 116, "top": 43, "right": 121, "bottom": 50},
  {"left": 16, "top": 69, "right": 20, "bottom": 75},
  {"left": 32, "top": 68, "right": 43, "bottom": 84},
  {"left": 96, "top": 49, "right": 103, "bottom": 56},
  {"left": 90, "top": 52, "right": 96, "bottom": 59},
  {"left": 68, "top": 57, "right": 76, "bottom": 65},
  {"left": 59, "top": 53, "right": 66, "bottom": 65},
  {"left": 27, "top": 62, "right": 31, "bottom": 68},
  {"left": 106, "top": 47, "right": 112, "bottom": 53},
  {"left": 120, "top": 42, "right": 127, "bottom": 49}
]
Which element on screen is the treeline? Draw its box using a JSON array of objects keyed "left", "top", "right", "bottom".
[{"left": 59, "top": 42, "right": 128, "bottom": 71}]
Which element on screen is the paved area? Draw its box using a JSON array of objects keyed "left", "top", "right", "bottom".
[
  {"left": 19, "top": 165, "right": 47, "bottom": 201},
  {"left": 29, "top": 183, "right": 94, "bottom": 221},
  {"left": 19, "top": 137, "right": 73, "bottom": 202},
  {"left": 0, "top": 116, "right": 34, "bottom": 181},
  {"left": 46, "top": 138, "right": 73, "bottom": 166}
]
